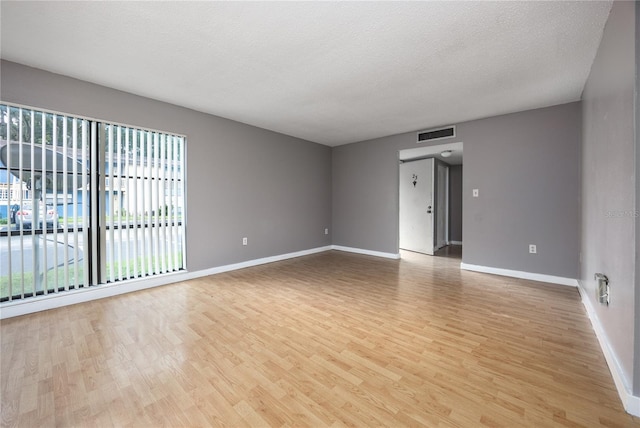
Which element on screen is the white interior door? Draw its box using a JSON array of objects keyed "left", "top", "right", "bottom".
[
  {"left": 435, "top": 162, "right": 449, "bottom": 250},
  {"left": 399, "top": 158, "right": 434, "bottom": 255}
]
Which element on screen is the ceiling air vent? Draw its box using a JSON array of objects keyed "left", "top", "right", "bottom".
[{"left": 417, "top": 125, "right": 455, "bottom": 143}]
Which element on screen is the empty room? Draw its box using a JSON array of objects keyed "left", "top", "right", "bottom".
[{"left": 1, "top": 1, "right": 639, "bottom": 427}]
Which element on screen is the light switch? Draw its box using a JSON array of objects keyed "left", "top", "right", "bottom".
[{"left": 473, "top": 189, "right": 479, "bottom": 197}]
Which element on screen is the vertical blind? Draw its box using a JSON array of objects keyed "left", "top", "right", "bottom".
[
  {"left": 98, "top": 123, "right": 185, "bottom": 284},
  {"left": 0, "top": 104, "right": 186, "bottom": 302}
]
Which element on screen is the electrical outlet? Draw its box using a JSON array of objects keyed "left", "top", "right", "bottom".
[
  {"left": 529, "top": 244, "right": 537, "bottom": 254},
  {"left": 242, "top": 237, "right": 248, "bottom": 246},
  {"left": 473, "top": 189, "right": 479, "bottom": 197},
  {"left": 324, "top": 228, "right": 329, "bottom": 235}
]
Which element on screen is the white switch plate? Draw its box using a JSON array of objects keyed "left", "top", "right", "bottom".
[
  {"left": 324, "top": 228, "right": 329, "bottom": 235},
  {"left": 473, "top": 189, "right": 479, "bottom": 197},
  {"left": 529, "top": 244, "right": 537, "bottom": 254},
  {"left": 242, "top": 237, "right": 248, "bottom": 246}
]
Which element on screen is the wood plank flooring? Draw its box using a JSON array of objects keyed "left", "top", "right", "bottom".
[{"left": 1, "top": 248, "right": 639, "bottom": 427}]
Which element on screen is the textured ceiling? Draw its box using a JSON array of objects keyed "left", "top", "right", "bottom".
[{"left": 1, "top": 1, "right": 611, "bottom": 147}]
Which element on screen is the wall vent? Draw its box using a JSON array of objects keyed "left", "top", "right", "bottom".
[{"left": 417, "top": 126, "right": 455, "bottom": 143}]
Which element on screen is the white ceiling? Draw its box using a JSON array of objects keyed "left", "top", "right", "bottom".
[{"left": 1, "top": 1, "right": 611, "bottom": 147}]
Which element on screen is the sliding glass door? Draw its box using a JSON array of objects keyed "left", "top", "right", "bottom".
[{"left": 0, "top": 103, "right": 186, "bottom": 302}]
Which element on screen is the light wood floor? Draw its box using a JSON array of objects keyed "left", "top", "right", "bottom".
[{"left": 1, "top": 248, "right": 639, "bottom": 427}]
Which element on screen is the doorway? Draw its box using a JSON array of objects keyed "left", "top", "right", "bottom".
[{"left": 398, "top": 142, "right": 462, "bottom": 258}]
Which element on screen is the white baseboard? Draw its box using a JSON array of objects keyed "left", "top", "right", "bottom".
[
  {"left": 192, "top": 246, "right": 332, "bottom": 277},
  {"left": 0, "top": 245, "right": 333, "bottom": 319},
  {"left": 331, "top": 245, "right": 401, "bottom": 259},
  {"left": 459, "top": 262, "right": 578, "bottom": 287},
  {"left": 448, "top": 240, "right": 463, "bottom": 245},
  {"left": 577, "top": 282, "right": 640, "bottom": 417}
]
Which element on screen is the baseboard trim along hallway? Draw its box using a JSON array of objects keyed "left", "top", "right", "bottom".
[
  {"left": 460, "top": 262, "right": 579, "bottom": 287},
  {"left": 577, "top": 282, "right": 640, "bottom": 417},
  {"left": 331, "top": 245, "right": 401, "bottom": 260}
]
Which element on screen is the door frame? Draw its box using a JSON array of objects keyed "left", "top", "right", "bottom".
[{"left": 434, "top": 158, "right": 450, "bottom": 251}]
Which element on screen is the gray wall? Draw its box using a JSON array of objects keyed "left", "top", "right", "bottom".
[
  {"left": 462, "top": 104, "right": 581, "bottom": 277},
  {"left": 581, "top": 0, "right": 636, "bottom": 392},
  {"left": 333, "top": 102, "right": 581, "bottom": 278},
  {"left": 0, "top": 60, "right": 332, "bottom": 272},
  {"left": 449, "top": 165, "right": 463, "bottom": 242},
  {"left": 635, "top": 0, "right": 640, "bottom": 399}
]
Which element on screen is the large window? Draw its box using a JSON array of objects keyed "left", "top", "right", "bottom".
[{"left": 0, "top": 104, "right": 186, "bottom": 302}]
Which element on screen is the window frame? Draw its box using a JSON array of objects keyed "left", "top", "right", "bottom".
[{"left": 0, "top": 102, "right": 187, "bottom": 302}]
